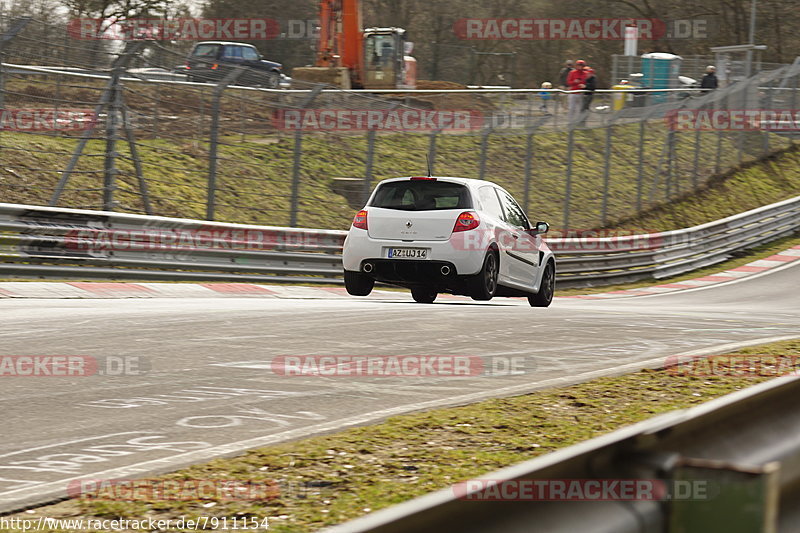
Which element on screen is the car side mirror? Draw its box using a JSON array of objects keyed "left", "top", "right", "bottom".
[{"left": 529, "top": 221, "right": 549, "bottom": 235}]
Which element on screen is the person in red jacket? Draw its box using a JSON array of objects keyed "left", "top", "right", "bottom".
[{"left": 566, "top": 59, "right": 588, "bottom": 124}]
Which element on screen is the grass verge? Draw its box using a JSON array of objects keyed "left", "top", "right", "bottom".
[
  {"left": 5, "top": 338, "right": 800, "bottom": 532},
  {"left": 0, "top": 122, "right": 796, "bottom": 231}
]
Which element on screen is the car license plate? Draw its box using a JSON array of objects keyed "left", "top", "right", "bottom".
[{"left": 387, "top": 248, "right": 428, "bottom": 259}]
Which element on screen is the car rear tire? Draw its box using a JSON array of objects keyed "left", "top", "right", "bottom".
[
  {"left": 344, "top": 270, "right": 374, "bottom": 296},
  {"left": 411, "top": 286, "right": 437, "bottom": 303},
  {"left": 528, "top": 262, "right": 555, "bottom": 307},
  {"left": 266, "top": 71, "right": 280, "bottom": 89},
  {"left": 468, "top": 250, "right": 498, "bottom": 301}
]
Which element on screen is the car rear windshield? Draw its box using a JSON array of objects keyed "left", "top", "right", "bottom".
[
  {"left": 192, "top": 44, "right": 220, "bottom": 58},
  {"left": 370, "top": 180, "right": 473, "bottom": 211}
]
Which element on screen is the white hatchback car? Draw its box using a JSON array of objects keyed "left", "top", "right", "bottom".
[{"left": 342, "top": 176, "right": 556, "bottom": 306}]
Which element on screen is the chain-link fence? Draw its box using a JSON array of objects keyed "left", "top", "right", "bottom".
[{"left": 0, "top": 18, "right": 797, "bottom": 231}]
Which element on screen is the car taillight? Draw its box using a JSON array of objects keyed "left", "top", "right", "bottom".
[
  {"left": 410, "top": 177, "right": 437, "bottom": 181},
  {"left": 453, "top": 211, "right": 479, "bottom": 232},
  {"left": 211, "top": 63, "right": 219, "bottom": 70},
  {"left": 185, "top": 62, "right": 191, "bottom": 69},
  {"left": 352, "top": 210, "right": 368, "bottom": 230}
]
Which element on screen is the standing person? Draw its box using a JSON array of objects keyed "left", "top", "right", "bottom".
[
  {"left": 566, "top": 59, "right": 588, "bottom": 124},
  {"left": 557, "top": 60, "right": 574, "bottom": 112},
  {"left": 581, "top": 68, "right": 597, "bottom": 111},
  {"left": 700, "top": 65, "right": 718, "bottom": 93},
  {"left": 557, "top": 60, "right": 574, "bottom": 89},
  {"left": 539, "top": 81, "right": 553, "bottom": 114}
]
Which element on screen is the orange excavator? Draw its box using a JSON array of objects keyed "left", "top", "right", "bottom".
[{"left": 292, "top": 0, "right": 417, "bottom": 89}]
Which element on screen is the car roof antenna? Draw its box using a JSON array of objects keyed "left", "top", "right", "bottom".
[{"left": 426, "top": 154, "right": 433, "bottom": 177}]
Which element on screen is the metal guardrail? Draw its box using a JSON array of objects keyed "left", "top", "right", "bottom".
[
  {"left": 0, "top": 203, "right": 346, "bottom": 283},
  {"left": 1, "top": 62, "right": 711, "bottom": 94},
  {"left": 0, "top": 196, "right": 797, "bottom": 286},
  {"left": 323, "top": 374, "right": 800, "bottom": 533}
]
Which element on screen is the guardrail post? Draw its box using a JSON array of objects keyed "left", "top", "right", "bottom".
[
  {"left": 206, "top": 66, "right": 246, "bottom": 221},
  {"left": 289, "top": 86, "right": 324, "bottom": 227},
  {"left": 563, "top": 126, "right": 575, "bottom": 230},
  {"left": 668, "top": 459, "right": 780, "bottom": 533}
]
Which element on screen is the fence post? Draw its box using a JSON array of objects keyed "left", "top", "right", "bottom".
[
  {"left": 762, "top": 79, "right": 774, "bottom": 156},
  {"left": 601, "top": 123, "right": 613, "bottom": 226},
  {"left": 522, "top": 131, "right": 535, "bottom": 215},
  {"left": 288, "top": 86, "right": 324, "bottom": 227},
  {"left": 102, "top": 77, "right": 122, "bottom": 211},
  {"left": 363, "top": 127, "right": 377, "bottom": 204},
  {"left": 121, "top": 104, "right": 152, "bottom": 215},
  {"left": 0, "top": 17, "right": 31, "bottom": 110},
  {"left": 660, "top": 129, "right": 675, "bottom": 201},
  {"left": 692, "top": 127, "right": 701, "bottom": 189},
  {"left": 714, "top": 104, "right": 724, "bottom": 175},
  {"left": 0, "top": 17, "right": 31, "bottom": 163},
  {"left": 563, "top": 126, "right": 575, "bottom": 230},
  {"left": 478, "top": 127, "right": 492, "bottom": 180},
  {"left": 207, "top": 66, "right": 246, "bottom": 221},
  {"left": 50, "top": 41, "right": 143, "bottom": 207},
  {"left": 635, "top": 120, "right": 646, "bottom": 212},
  {"left": 427, "top": 130, "right": 439, "bottom": 176}
]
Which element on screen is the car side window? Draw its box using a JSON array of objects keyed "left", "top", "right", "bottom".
[
  {"left": 193, "top": 44, "right": 219, "bottom": 58},
  {"left": 478, "top": 186, "right": 504, "bottom": 219},
  {"left": 242, "top": 47, "right": 259, "bottom": 60},
  {"left": 222, "top": 46, "right": 243, "bottom": 59},
  {"left": 497, "top": 189, "right": 530, "bottom": 229}
]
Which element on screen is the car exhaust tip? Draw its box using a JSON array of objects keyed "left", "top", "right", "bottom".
[
  {"left": 440, "top": 265, "right": 451, "bottom": 276},
  {"left": 363, "top": 263, "right": 374, "bottom": 273}
]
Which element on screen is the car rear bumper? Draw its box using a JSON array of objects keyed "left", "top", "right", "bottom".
[{"left": 342, "top": 229, "right": 486, "bottom": 278}]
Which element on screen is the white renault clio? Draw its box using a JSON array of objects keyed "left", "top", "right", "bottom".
[{"left": 342, "top": 176, "right": 555, "bottom": 306}]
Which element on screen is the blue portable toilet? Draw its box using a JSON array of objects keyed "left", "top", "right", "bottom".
[{"left": 641, "top": 52, "right": 682, "bottom": 104}]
